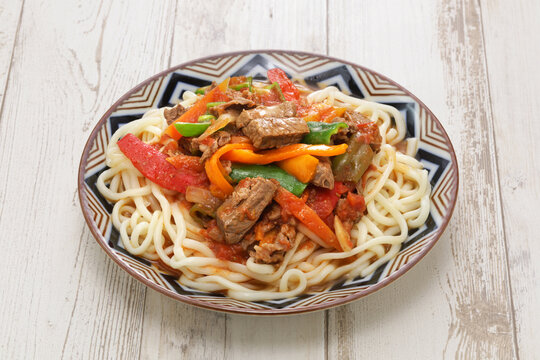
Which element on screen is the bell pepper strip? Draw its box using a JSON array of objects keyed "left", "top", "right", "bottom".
[
  {"left": 206, "top": 102, "right": 226, "bottom": 109},
  {"left": 277, "top": 154, "right": 319, "bottom": 183},
  {"left": 166, "top": 153, "right": 205, "bottom": 172},
  {"left": 302, "top": 103, "right": 347, "bottom": 123},
  {"left": 173, "top": 122, "right": 211, "bottom": 137},
  {"left": 302, "top": 122, "right": 348, "bottom": 145},
  {"left": 305, "top": 187, "right": 340, "bottom": 219},
  {"left": 162, "top": 78, "right": 230, "bottom": 141},
  {"left": 332, "top": 133, "right": 374, "bottom": 182},
  {"left": 205, "top": 143, "right": 254, "bottom": 198},
  {"left": 267, "top": 68, "right": 300, "bottom": 102},
  {"left": 274, "top": 186, "right": 342, "bottom": 250},
  {"left": 195, "top": 85, "right": 210, "bottom": 95},
  {"left": 117, "top": 134, "right": 208, "bottom": 193},
  {"left": 221, "top": 143, "right": 348, "bottom": 165},
  {"left": 229, "top": 164, "right": 307, "bottom": 196},
  {"left": 197, "top": 114, "right": 216, "bottom": 122}
]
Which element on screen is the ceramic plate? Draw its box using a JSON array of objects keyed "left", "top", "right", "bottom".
[{"left": 78, "top": 50, "right": 458, "bottom": 315}]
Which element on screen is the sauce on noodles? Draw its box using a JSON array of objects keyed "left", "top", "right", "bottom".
[{"left": 97, "top": 68, "right": 431, "bottom": 301}]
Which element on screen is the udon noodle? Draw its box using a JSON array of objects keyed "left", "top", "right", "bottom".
[{"left": 97, "top": 82, "right": 430, "bottom": 301}]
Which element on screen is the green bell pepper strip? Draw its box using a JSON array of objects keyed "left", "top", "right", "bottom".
[
  {"left": 230, "top": 83, "right": 249, "bottom": 90},
  {"left": 173, "top": 122, "right": 211, "bottom": 137},
  {"left": 247, "top": 76, "right": 253, "bottom": 92},
  {"left": 195, "top": 85, "right": 210, "bottom": 95},
  {"left": 206, "top": 101, "right": 226, "bottom": 108},
  {"left": 229, "top": 164, "right": 307, "bottom": 197},
  {"left": 302, "top": 122, "right": 349, "bottom": 145},
  {"left": 265, "top": 82, "right": 286, "bottom": 101},
  {"left": 332, "top": 133, "right": 374, "bottom": 182},
  {"left": 197, "top": 114, "right": 216, "bottom": 123}
]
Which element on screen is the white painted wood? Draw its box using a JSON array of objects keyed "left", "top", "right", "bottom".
[
  {"left": 480, "top": 0, "right": 540, "bottom": 358},
  {"left": 0, "top": 0, "right": 175, "bottom": 359},
  {"left": 1, "top": 0, "right": 538, "bottom": 358},
  {"left": 138, "top": 2, "right": 327, "bottom": 360},
  {"left": 327, "top": 0, "right": 517, "bottom": 359},
  {"left": 0, "top": 0, "right": 23, "bottom": 103}
]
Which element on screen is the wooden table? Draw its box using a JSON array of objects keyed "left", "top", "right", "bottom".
[{"left": 0, "top": 0, "right": 538, "bottom": 358}]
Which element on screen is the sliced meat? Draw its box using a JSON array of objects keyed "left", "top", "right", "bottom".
[
  {"left": 243, "top": 117, "right": 309, "bottom": 149},
  {"left": 251, "top": 223, "right": 296, "bottom": 264},
  {"left": 236, "top": 101, "right": 297, "bottom": 128},
  {"left": 197, "top": 131, "right": 231, "bottom": 163},
  {"left": 340, "top": 111, "right": 382, "bottom": 150},
  {"left": 216, "top": 177, "right": 277, "bottom": 244},
  {"left": 209, "top": 98, "right": 256, "bottom": 117},
  {"left": 311, "top": 158, "right": 334, "bottom": 189},
  {"left": 164, "top": 104, "right": 186, "bottom": 125}
]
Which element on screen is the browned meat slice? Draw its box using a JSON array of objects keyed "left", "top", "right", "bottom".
[
  {"left": 216, "top": 177, "right": 277, "bottom": 244},
  {"left": 197, "top": 131, "right": 231, "bottom": 163},
  {"left": 236, "top": 101, "right": 297, "bottom": 128},
  {"left": 251, "top": 223, "right": 296, "bottom": 264},
  {"left": 243, "top": 117, "right": 309, "bottom": 149},
  {"left": 209, "top": 98, "right": 256, "bottom": 117},
  {"left": 311, "top": 158, "right": 334, "bottom": 189},
  {"left": 339, "top": 111, "right": 382, "bottom": 150},
  {"left": 164, "top": 104, "right": 186, "bottom": 125}
]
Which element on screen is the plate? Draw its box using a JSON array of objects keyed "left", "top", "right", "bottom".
[{"left": 78, "top": 50, "right": 458, "bottom": 315}]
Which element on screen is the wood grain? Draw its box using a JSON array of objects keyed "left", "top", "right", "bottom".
[
  {"left": 0, "top": 0, "right": 175, "bottom": 359},
  {"left": 327, "top": 0, "right": 517, "bottom": 358},
  {"left": 0, "top": 0, "right": 538, "bottom": 358},
  {"left": 137, "top": 2, "right": 328, "bottom": 359},
  {"left": 480, "top": 0, "right": 540, "bottom": 358}
]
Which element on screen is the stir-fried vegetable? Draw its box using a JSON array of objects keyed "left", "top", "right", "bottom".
[
  {"left": 162, "top": 78, "right": 230, "bottom": 141},
  {"left": 206, "top": 102, "right": 226, "bottom": 109},
  {"left": 229, "top": 164, "right": 307, "bottom": 196},
  {"left": 221, "top": 143, "right": 348, "bottom": 165},
  {"left": 189, "top": 204, "right": 216, "bottom": 225},
  {"left": 332, "top": 133, "right": 374, "bottom": 182},
  {"left": 197, "top": 113, "right": 235, "bottom": 141},
  {"left": 205, "top": 143, "right": 254, "bottom": 198},
  {"left": 302, "top": 103, "right": 347, "bottom": 123},
  {"left": 302, "top": 121, "right": 348, "bottom": 145},
  {"left": 274, "top": 187, "right": 343, "bottom": 250},
  {"left": 117, "top": 134, "right": 208, "bottom": 193},
  {"left": 277, "top": 154, "right": 319, "bottom": 183},
  {"left": 173, "top": 122, "right": 211, "bottom": 137},
  {"left": 265, "top": 82, "right": 286, "bottom": 101},
  {"left": 267, "top": 68, "right": 300, "bottom": 102}
]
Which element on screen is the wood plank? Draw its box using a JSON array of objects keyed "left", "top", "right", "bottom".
[
  {"left": 0, "top": 0, "right": 176, "bottom": 358},
  {"left": 480, "top": 0, "right": 540, "bottom": 358},
  {"left": 0, "top": 0, "right": 23, "bottom": 104},
  {"left": 138, "top": 2, "right": 327, "bottom": 359},
  {"left": 327, "top": 0, "right": 517, "bottom": 358}
]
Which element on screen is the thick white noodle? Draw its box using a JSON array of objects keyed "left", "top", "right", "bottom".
[{"left": 96, "top": 89, "right": 431, "bottom": 301}]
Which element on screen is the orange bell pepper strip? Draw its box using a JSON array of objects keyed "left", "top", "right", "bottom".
[
  {"left": 205, "top": 143, "right": 255, "bottom": 198},
  {"left": 277, "top": 154, "right": 319, "bottom": 183},
  {"left": 162, "top": 78, "right": 230, "bottom": 141},
  {"left": 274, "top": 186, "right": 342, "bottom": 250},
  {"left": 221, "top": 143, "right": 348, "bottom": 165}
]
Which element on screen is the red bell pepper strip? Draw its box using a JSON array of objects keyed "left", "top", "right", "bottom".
[
  {"left": 117, "top": 134, "right": 208, "bottom": 193},
  {"left": 267, "top": 68, "right": 300, "bottom": 102},
  {"left": 274, "top": 186, "right": 342, "bottom": 251},
  {"left": 162, "top": 78, "right": 230, "bottom": 141}
]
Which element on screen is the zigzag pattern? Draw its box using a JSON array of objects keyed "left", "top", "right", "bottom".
[
  {"left": 85, "top": 186, "right": 110, "bottom": 235},
  {"left": 354, "top": 67, "right": 407, "bottom": 96},
  {"left": 82, "top": 51, "right": 458, "bottom": 313},
  {"left": 116, "top": 252, "right": 175, "bottom": 291},
  {"left": 85, "top": 123, "right": 109, "bottom": 173},
  {"left": 116, "top": 76, "right": 165, "bottom": 111}
]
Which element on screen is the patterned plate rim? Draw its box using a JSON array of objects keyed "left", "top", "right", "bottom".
[{"left": 78, "top": 49, "right": 459, "bottom": 315}]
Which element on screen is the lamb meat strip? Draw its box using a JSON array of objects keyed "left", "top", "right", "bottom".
[
  {"left": 216, "top": 177, "right": 277, "bottom": 244},
  {"left": 236, "top": 101, "right": 297, "bottom": 129},
  {"left": 311, "top": 157, "right": 334, "bottom": 189},
  {"left": 164, "top": 104, "right": 187, "bottom": 125},
  {"left": 242, "top": 117, "right": 309, "bottom": 149},
  {"left": 197, "top": 131, "right": 231, "bottom": 163},
  {"left": 251, "top": 223, "right": 296, "bottom": 264},
  {"left": 209, "top": 98, "right": 256, "bottom": 117}
]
